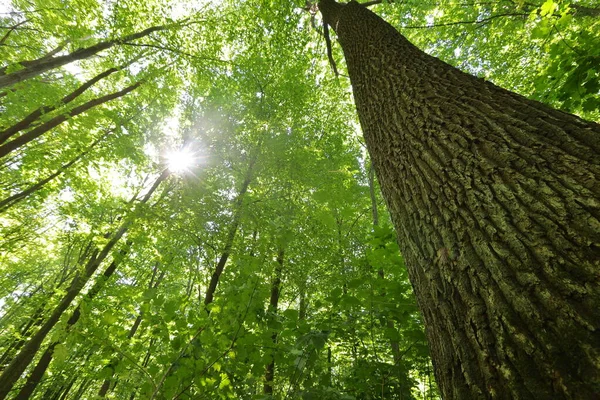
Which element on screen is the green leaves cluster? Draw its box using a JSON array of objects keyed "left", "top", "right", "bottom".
[{"left": 2, "top": 0, "right": 594, "bottom": 398}]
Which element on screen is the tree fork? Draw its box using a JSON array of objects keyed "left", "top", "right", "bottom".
[{"left": 318, "top": 1, "right": 600, "bottom": 399}]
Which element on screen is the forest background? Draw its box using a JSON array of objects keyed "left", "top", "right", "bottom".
[{"left": 0, "top": 0, "right": 598, "bottom": 399}]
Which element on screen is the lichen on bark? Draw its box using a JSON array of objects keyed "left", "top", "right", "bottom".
[{"left": 319, "top": 0, "right": 600, "bottom": 398}]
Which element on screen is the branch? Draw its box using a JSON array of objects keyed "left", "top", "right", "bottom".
[
  {"left": 0, "top": 19, "right": 29, "bottom": 46},
  {"left": 402, "top": 12, "right": 528, "bottom": 29},
  {"left": 323, "top": 21, "right": 339, "bottom": 76}
]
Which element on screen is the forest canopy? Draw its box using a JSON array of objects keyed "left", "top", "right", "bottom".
[{"left": 0, "top": 0, "right": 598, "bottom": 399}]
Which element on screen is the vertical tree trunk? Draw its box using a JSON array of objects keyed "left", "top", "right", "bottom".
[
  {"left": 319, "top": 1, "right": 600, "bottom": 399},
  {"left": 264, "top": 248, "right": 284, "bottom": 395},
  {"left": 204, "top": 154, "right": 257, "bottom": 306}
]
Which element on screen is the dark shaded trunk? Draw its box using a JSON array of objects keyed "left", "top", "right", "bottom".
[
  {"left": 203, "top": 156, "right": 257, "bottom": 306},
  {"left": 0, "top": 25, "right": 167, "bottom": 89},
  {"left": 0, "top": 305, "right": 44, "bottom": 370},
  {"left": 264, "top": 248, "right": 284, "bottom": 395},
  {"left": 0, "top": 80, "right": 142, "bottom": 159},
  {"left": 0, "top": 64, "right": 127, "bottom": 144},
  {"left": 319, "top": 1, "right": 600, "bottom": 399},
  {"left": 0, "top": 170, "right": 167, "bottom": 399},
  {"left": 13, "top": 258, "right": 121, "bottom": 400}
]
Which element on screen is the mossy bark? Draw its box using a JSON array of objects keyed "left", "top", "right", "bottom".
[{"left": 319, "top": 1, "right": 600, "bottom": 398}]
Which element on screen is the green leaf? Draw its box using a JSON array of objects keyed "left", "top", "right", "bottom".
[{"left": 52, "top": 344, "right": 69, "bottom": 362}]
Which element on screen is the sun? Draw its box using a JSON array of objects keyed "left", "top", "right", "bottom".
[{"left": 166, "top": 148, "right": 195, "bottom": 173}]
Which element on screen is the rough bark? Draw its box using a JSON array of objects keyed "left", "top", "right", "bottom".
[
  {"left": 264, "top": 248, "right": 284, "bottom": 395},
  {"left": 319, "top": 1, "right": 600, "bottom": 399},
  {"left": 0, "top": 80, "right": 142, "bottom": 159}
]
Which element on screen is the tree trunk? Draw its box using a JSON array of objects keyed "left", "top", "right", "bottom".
[
  {"left": 264, "top": 248, "right": 284, "bottom": 395},
  {"left": 0, "top": 80, "right": 142, "bottom": 159},
  {"left": 318, "top": 1, "right": 600, "bottom": 399},
  {"left": 0, "top": 170, "right": 167, "bottom": 399},
  {"left": 0, "top": 304, "right": 45, "bottom": 370},
  {"left": 0, "top": 25, "right": 167, "bottom": 89},
  {"left": 203, "top": 154, "right": 257, "bottom": 306},
  {"left": 0, "top": 64, "right": 127, "bottom": 145},
  {"left": 98, "top": 267, "right": 164, "bottom": 398},
  {"left": 13, "top": 258, "right": 122, "bottom": 400},
  {"left": 0, "top": 129, "right": 107, "bottom": 213}
]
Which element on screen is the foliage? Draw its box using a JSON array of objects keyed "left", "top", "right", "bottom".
[{"left": 0, "top": 0, "right": 595, "bottom": 398}]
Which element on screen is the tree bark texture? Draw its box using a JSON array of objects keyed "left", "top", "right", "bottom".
[{"left": 319, "top": 1, "right": 600, "bottom": 399}]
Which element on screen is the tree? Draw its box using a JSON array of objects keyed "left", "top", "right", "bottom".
[{"left": 318, "top": 0, "right": 600, "bottom": 398}]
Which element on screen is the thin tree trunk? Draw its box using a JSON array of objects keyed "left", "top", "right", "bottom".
[
  {"left": 13, "top": 256, "right": 123, "bottom": 400},
  {"left": 319, "top": 1, "right": 600, "bottom": 399},
  {"left": 128, "top": 338, "right": 155, "bottom": 400},
  {"left": 0, "top": 24, "right": 168, "bottom": 89},
  {"left": 203, "top": 156, "right": 257, "bottom": 306},
  {"left": 0, "top": 170, "right": 167, "bottom": 399},
  {"left": 264, "top": 248, "right": 284, "bottom": 395},
  {"left": 0, "top": 304, "right": 45, "bottom": 370},
  {"left": 0, "top": 80, "right": 142, "bottom": 159},
  {"left": 0, "top": 130, "right": 107, "bottom": 212},
  {"left": 98, "top": 267, "right": 165, "bottom": 398},
  {"left": 298, "top": 280, "right": 307, "bottom": 320},
  {"left": 0, "top": 63, "right": 127, "bottom": 144}
]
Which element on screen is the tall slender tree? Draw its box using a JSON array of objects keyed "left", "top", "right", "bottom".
[{"left": 318, "top": 0, "right": 600, "bottom": 398}]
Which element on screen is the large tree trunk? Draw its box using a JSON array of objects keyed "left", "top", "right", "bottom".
[{"left": 318, "top": 1, "right": 600, "bottom": 399}]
